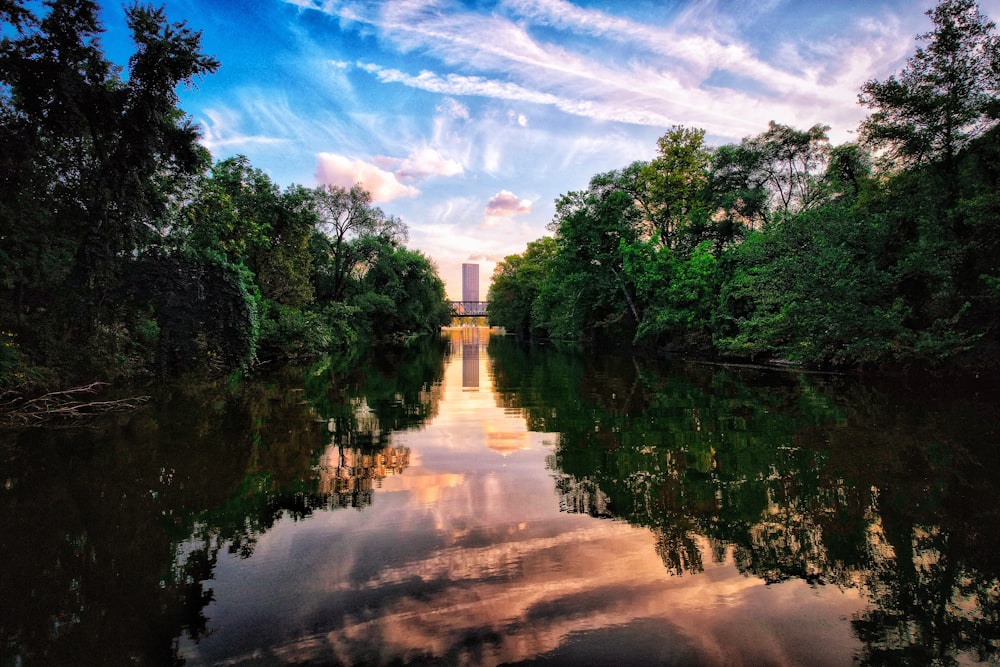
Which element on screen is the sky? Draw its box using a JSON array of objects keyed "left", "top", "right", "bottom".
[{"left": 96, "top": 0, "right": 1000, "bottom": 299}]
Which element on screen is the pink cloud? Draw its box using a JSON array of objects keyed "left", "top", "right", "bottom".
[
  {"left": 315, "top": 152, "right": 420, "bottom": 202},
  {"left": 397, "top": 148, "right": 464, "bottom": 181},
  {"left": 375, "top": 148, "right": 464, "bottom": 183},
  {"left": 484, "top": 190, "right": 532, "bottom": 226}
]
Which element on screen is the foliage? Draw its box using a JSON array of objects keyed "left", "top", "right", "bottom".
[
  {"left": 487, "top": 237, "right": 557, "bottom": 337},
  {"left": 534, "top": 168, "right": 644, "bottom": 340},
  {"left": 0, "top": 0, "right": 220, "bottom": 381},
  {"left": 258, "top": 302, "right": 335, "bottom": 360},
  {"left": 709, "top": 121, "right": 831, "bottom": 232},
  {"left": 623, "top": 238, "right": 719, "bottom": 347},
  {"left": 859, "top": 0, "right": 1000, "bottom": 170},
  {"left": 126, "top": 253, "right": 260, "bottom": 374},
  {"left": 638, "top": 126, "right": 711, "bottom": 249},
  {"left": 310, "top": 184, "right": 408, "bottom": 303},
  {"left": 351, "top": 246, "right": 452, "bottom": 341},
  {"left": 493, "top": 1, "right": 1000, "bottom": 370},
  {"left": 714, "top": 202, "right": 908, "bottom": 365},
  {"left": 0, "top": 2, "right": 452, "bottom": 384}
]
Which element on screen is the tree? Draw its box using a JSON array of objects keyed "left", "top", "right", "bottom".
[
  {"left": 536, "top": 169, "right": 644, "bottom": 340},
  {"left": 256, "top": 184, "right": 316, "bottom": 309},
  {"left": 714, "top": 201, "right": 906, "bottom": 366},
  {"left": 622, "top": 237, "right": 719, "bottom": 347},
  {"left": 0, "top": 0, "right": 218, "bottom": 377},
  {"left": 710, "top": 122, "right": 831, "bottom": 237},
  {"left": 639, "top": 126, "right": 712, "bottom": 250},
  {"left": 173, "top": 157, "right": 315, "bottom": 308},
  {"left": 859, "top": 0, "right": 1000, "bottom": 170},
  {"left": 823, "top": 143, "right": 873, "bottom": 201},
  {"left": 487, "top": 237, "right": 557, "bottom": 338},
  {"left": 310, "top": 184, "right": 407, "bottom": 303},
  {"left": 355, "top": 247, "right": 451, "bottom": 339}
]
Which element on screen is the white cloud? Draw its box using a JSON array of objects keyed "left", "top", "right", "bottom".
[
  {"left": 376, "top": 147, "right": 464, "bottom": 182},
  {"left": 437, "top": 97, "right": 470, "bottom": 120},
  {"left": 507, "top": 110, "right": 528, "bottom": 127},
  {"left": 198, "top": 107, "right": 288, "bottom": 151},
  {"left": 359, "top": 63, "right": 563, "bottom": 106},
  {"left": 304, "top": 0, "right": 937, "bottom": 143},
  {"left": 315, "top": 152, "right": 420, "bottom": 202},
  {"left": 484, "top": 190, "right": 532, "bottom": 227}
]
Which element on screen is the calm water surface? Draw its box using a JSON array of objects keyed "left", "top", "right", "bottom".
[{"left": 2, "top": 328, "right": 999, "bottom": 666}]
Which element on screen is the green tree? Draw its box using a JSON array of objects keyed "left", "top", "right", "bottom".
[
  {"left": 310, "top": 184, "right": 407, "bottom": 303},
  {"left": 639, "top": 126, "right": 712, "bottom": 250},
  {"left": 172, "top": 156, "right": 272, "bottom": 266},
  {"left": 257, "top": 184, "right": 316, "bottom": 309},
  {"left": 710, "top": 122, "right": 831, "bottom": 236},
  {"left": 536, "top": 169, "right": 644, "bottom": 340},
  {"left": 173, "top": 157, "right": 315, "bottom": 308},
  {"left": 859, "top": 0, "right": 1000, "bottom": 171},
  {"left": 486, "top": 237, "right": 557, "bottom": 338},
  {"left": 353, "top": 246, "right": 451, "bottom": 340},
  {"left": 714, "top": 201, "right": 906, "bottom": 365},
  {"left": 857, "top": 0, "right": 1000, "bottom": 360},
  {"left": 0, "top": 0, "right": 218, "bottom": 378},
  {"left": 622, "top": 238, "right": 719, "bottom": 347}
]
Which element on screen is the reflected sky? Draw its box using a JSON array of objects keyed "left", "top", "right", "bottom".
[{"left": 179, "top": 329, "right": 865, "bottom": 666}]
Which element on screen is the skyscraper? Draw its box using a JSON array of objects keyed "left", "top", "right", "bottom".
[{"left": 462, "top": 263, "right": 479, "bottom": 302}]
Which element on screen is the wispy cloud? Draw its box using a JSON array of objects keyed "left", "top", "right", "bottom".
[
  {"left": 209, "top": 0, "right": 978, "bottom": 296},
  {"left": 198, "top": 108, "right": 289, "bottom": 152},
  {"left": 293, "top": 0, "right": 929, "bottom": 142}
]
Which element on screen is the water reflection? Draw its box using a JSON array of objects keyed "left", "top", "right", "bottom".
[
  {"left": 1, "top": 331, "right": 998, "bottom": 665},
  {"left": 457, "top": 326, "right": 486, "bottom": 390},
  {"left": 488, "top": 336, "right": 1000, "bottom": 665},
  {"left": 0, "top": 338, "right": 447, "bottom": 666}
]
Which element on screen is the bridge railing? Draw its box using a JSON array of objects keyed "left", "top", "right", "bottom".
[{"left": 449, "top": 301, "right": 488, "bottom": 317}]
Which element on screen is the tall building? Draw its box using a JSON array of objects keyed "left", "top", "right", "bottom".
[{"left": 462, "top": 263, "right": 479, "bottom": 302}]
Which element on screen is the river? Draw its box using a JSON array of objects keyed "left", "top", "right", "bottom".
[{"left": 2, "top": 327, "right": 999, "bottom": 666}]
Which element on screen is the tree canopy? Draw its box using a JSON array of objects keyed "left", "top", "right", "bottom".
[
  {"left": 488, "top": 0, "right": 1000, "bottom": 371},
  {"left": 0, "top": 0, "right": 452, "bottom": 386},
  {"left": 859, "top": 0, "right": 1000, "bottom": 169}
]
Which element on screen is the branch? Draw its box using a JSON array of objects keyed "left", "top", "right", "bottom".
[{"left": 0, "top": 382, "right": 151, "bottom": 428}]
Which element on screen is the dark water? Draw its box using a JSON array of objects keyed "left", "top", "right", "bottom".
[{"left": 2, "top": 328, "right": 999, "bottom": 666}]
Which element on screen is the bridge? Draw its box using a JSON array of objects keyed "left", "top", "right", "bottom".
[{"left": 450, "top": 301, "right": 488, "bottom": 317}]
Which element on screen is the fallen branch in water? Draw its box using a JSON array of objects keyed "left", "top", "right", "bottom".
[{"left": 0, "top": 381, "right": 151, "bottom": 428}]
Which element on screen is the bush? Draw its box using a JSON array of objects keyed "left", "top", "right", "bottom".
[{"left": 257, "top": 302, "right": 360, "bottom": 361}]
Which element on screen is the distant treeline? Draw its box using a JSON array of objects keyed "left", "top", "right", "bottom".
[
  {"left": 0, "top": 1, "right": 451, "bottom": 388},
  {"left": 487, "top": 0, "right": 1000, "bottom": 371}
]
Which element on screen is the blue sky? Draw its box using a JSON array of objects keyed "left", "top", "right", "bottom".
[{"left": 99, "top": 0, "right": 1000, "bottom": 298}]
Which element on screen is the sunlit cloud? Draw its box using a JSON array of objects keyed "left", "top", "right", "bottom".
[
  {"left": 375, "top": 147, "right": 464, "bottom": 182},
  {"left": 315, "top": 152, "right": 420, "bottom": 202},
  {"left": 484, "top": 190, "right": 532, "bottom": 227}
]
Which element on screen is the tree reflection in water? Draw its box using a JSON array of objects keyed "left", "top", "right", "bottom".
[
  {"left": 3, "top": 334, "right": 998, "bottom": 665},
  {"left": 488, "top": 336, "right": 1000, "bottom": 665},
  {"left": 0, "top": 336, "right": 447, "bottom": 666}
]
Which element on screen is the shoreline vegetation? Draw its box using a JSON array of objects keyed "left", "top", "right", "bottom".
[
  {"left": 0, "top": 1, "right": 452, "bottom": 404},
  {"left": 487, "top": 0, "right": 1000, "bottom": 377},
  {"left": 2, "top": 0, "right": 999, "bottom": 420}
]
